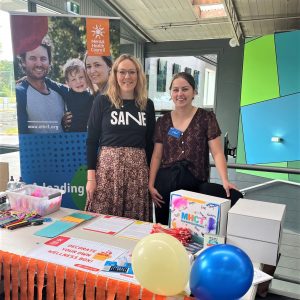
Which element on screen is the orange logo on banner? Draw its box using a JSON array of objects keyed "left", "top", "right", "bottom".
[{"left": 86, "top": 18, "right": 110, "bottom": 56}]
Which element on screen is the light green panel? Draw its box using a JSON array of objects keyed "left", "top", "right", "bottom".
[
  {"left": 245, "top": 37, "right": 259, "bottom": 43},
  {"left": 237, "top": 162, "right": 289, "bottom": 180},
  {"left": 288, "top": 161, "right": 300, "bottom": 183},
  {"left": 241, "top": 35, "right": 279, "bottom": 106}
]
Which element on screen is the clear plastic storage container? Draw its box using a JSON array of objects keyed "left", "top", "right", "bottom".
[{"left": 6, "top": 185, "right": 65, "bottom": 216}]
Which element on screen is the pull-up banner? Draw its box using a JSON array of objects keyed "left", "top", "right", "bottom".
[{"left": 10, "top": 13, "right": 120, "bottom": 210}]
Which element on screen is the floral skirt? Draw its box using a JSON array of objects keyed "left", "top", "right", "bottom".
[{"left": 85, "top": 147, "right": 151, "bottom": 222}]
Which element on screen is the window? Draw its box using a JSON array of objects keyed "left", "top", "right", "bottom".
[
  {"left": 203, "top": 68, "right": 216, "bottom": 107},
  {"left": 156, "top": 59, "right": 167, "bottom": 92},
  {"left": 172, "top": 63, "right": 181, "bottom": 75},
  {"left": 145, "top": 56, "right": 217, "bottom": 113},
  {"left": 184, "top": 67, "right": 192, "bottom": 74},
  {"left": 193, "top": 70, "right": 200, "bottom": 91}
]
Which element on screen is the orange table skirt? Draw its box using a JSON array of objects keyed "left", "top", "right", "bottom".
[{"left": 0, "top": 250, "right": 194, "bottom": 300}]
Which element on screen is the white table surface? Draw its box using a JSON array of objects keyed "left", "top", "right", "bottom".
[{"left": 0, "top": 207, "right": 258, "bottom": 299}]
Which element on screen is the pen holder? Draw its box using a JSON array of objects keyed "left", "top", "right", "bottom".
[{"left": 7, "top": 185, "right": 65, "bottom": 216}]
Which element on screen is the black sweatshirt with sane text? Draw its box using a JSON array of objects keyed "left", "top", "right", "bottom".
[{"left": 86, "top": 95, "right": 156, "bottom": 169}]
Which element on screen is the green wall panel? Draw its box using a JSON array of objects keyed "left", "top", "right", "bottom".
[
  {"left": 288, "top": 161, "right": 300, "bottom": 183},
  {"left": 237, "top": 162, "right": 289, "bottom": 180},
  {"left": 245, "top": 37, "right": 259, "bottom": 43},
  {"left": 241, "top": 35, "right": 279, "bottom": 106}
]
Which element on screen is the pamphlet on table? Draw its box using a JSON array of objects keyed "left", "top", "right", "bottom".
[{"left": 83, "top": 215, "right": 134, "bottom": 235}]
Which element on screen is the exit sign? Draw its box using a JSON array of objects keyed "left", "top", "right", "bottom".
[{"left": 67, "top": 1, "right": 80, "bottom": 14}]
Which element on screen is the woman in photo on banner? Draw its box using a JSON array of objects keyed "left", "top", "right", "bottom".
[
  {"left": 149, "top": 72, "right": 243, "bottom": 225},
  {"left": 85, "top": 54, "right": 156, "bottom": 221},
  {"left": 84, "top": 54, "right": 113, "bottom": 96},
  {"left": 62, "top": 54, "right": 113, "bottom": 131}
]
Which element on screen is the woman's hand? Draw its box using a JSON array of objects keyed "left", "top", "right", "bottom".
[
  {"left": 62, "top": 112, "right": 73, "bottom": 131},
  {"left": 86, "top": 180, "right": 96, "bottom": 202},
  {"left": 222, "top": 180, "right": 238, "bottom": 197},
  {"left": 149, "top": 186, "right": 164, "bottom": 208}
]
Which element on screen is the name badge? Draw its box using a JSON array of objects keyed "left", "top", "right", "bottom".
[{"left": 168, "top": 127, "right": 182, "bottom": 139}]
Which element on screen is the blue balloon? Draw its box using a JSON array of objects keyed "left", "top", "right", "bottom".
[{"left": 190, "top": 244, "right": 254, "bottom": 300}]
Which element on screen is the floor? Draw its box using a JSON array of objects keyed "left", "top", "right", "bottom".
[
  {"left": 256, "top": 295, "right": 295, "bottom": 300},
  {"left": 0, "top": 135, "right": 20, "bottom": 180},
  {"left": 210, "top": 157, "right": 300, "bottom": 300}
]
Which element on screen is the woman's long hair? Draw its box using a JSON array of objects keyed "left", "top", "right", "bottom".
[{"left": 106, "top": 54, "right": 148, "bottom": 111}]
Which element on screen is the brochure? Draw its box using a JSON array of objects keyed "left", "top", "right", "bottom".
[{"left": 83, "top": 215, "right": 134, "bottom": 235}]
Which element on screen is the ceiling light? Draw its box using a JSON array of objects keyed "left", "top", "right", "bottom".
[
  {"left": 193, "top": 3, "right": 227, "bottom": 19},
  {"left": 271, "top": 136, "right": 283, "bottom": 143},
  {"left": 199, "top": 4, "right": 225, "bottom": 11},
  {"left": 229, "top": 38, "right": 238, "bottom": 47}
]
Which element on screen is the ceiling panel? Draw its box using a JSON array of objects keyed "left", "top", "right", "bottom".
[
  {"left": 112, "top": 0, "right": 197, "bottom": 26},
  {"left": 105, "top": 0, "right": 300, "bottom": 42},
  {"left": 1, "top": 0, "right": 300, "bottom": 43}
]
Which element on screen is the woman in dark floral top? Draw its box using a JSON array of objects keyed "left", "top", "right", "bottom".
[{"left": 149, "top": 72, "right": 242, "bottom": 225}]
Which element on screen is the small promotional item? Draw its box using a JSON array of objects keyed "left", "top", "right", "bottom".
[
  {"left": 168, "top": 127, "right": 182, "bottom": 139},
  {"left": 185, "top": 241, "right": 204, "bottom": 255},
  {"left": 0, "top": 192, "right": 7, "bottom": 205},
  {"left": 203, "top": 233, "right": 225, "bottom": 249},
  {"left": 151, "top": 223, "right": 192, "bottom": 245},
  {"left": 16, "top": 177, "right": 26, "bottom": 189},
  {"left": 102, "top": 260, "right": 133, "bottom": 274},
  {"left": 7, "top": 176, "right": 17, "bottom": 191},
  {"left": 0, "top": 210, "right": 44, "bottom": 230},
  {"left": 0, "top": 215, "right": 19, "bottom": 227},
  {"left": 6, "top": 220, "right": 31, "bottom": 230}
]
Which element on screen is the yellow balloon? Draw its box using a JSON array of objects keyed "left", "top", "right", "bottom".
[{"left": 132, "top": 233, "right": 190, "bottom": 296}]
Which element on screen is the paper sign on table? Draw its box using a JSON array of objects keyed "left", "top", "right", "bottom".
[
  {"left": 34, "top": 212, "right": 96, "bottom": 238},
  {"left": 60, "top": 216, "right": 85, "bottom": 223},
  {"left": 34, "top": 221, "right": 77, "bottom": 238},
  {"left": 116, "top": 221, "right": 153, "bottom": 240},
  {"left": 70, "top": 212, "right": 95, "bottom": 220},
  {"left": 83, "top": 215, "right": 134, "bottom": 235},
  {"left": 26, "top": 236, "right": 128, "bottom": 274}
]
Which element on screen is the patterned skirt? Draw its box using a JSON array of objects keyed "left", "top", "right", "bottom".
[{"left": 85, "top": 146, "right": 151, "bottom": 222}]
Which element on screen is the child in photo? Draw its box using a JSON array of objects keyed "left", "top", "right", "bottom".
[{"left": 62, "top": 58, "right": 94, "bottom": 132}]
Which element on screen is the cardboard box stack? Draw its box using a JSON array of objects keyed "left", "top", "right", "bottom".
[
  {"left": 226, "top": 199, "right": 286, "bottom": 266},
  {"left": 0, "top": 162, "right": 9, "bottom": 192}
]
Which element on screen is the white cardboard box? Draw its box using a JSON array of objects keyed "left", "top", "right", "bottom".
[
  {"left": 226, "top": 199, "right": 286, "bottom": 265},
  {"left": 226, "top": 235, "right": 280, "bottom": 266},
  {"left": 169, "top": 190, "right": 231, "bottom": 243}
]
